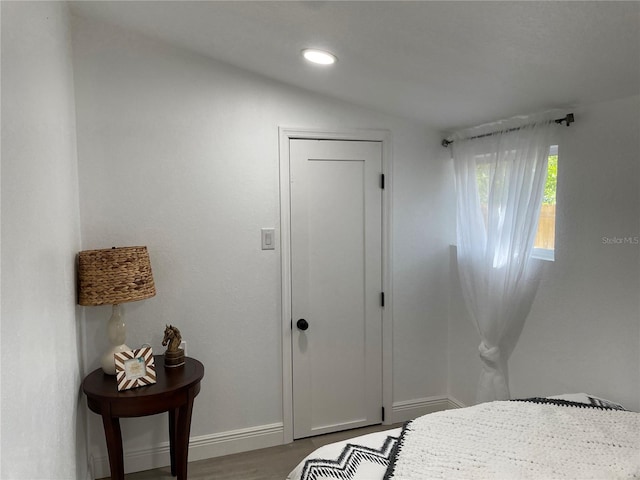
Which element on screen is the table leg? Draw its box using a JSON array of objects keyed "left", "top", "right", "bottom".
[
  {"left": 175, "top": 388, "right": 196, "bottom": 480},
  {"left": 168, "top": 408, "right": 177, "bottom": 476},
  {"left": 101, "top": 414, "right": 124, "bottom": 480}
]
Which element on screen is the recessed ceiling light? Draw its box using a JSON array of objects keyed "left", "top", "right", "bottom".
[{"left": 302, "top": 49, "right": 337, "bottom": 65}]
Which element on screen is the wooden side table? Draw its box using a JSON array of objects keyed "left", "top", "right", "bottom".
[{"left": 82, "top": 356, "right": 204, "bottom": 480}]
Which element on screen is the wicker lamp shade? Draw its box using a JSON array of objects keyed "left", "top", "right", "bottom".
[{"left": 78, "top": 246, "right": 156, "bottom": 306}]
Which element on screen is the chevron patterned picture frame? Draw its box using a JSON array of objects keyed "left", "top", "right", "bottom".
[{"left": 115, "top": 347, "right": 157, "bottom": 391}]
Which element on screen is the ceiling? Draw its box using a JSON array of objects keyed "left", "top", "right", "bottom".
[{"left": 68, "top": 1, "right": 640, "bottom": 133}]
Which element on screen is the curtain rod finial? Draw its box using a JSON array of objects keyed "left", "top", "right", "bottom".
[{"left": 555, "top": 113, "right": 574, "bottom": 127}]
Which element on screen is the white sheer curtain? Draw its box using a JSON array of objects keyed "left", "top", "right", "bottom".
[{"left": 452, "top": 115, "right": 555, "bottom": 404}]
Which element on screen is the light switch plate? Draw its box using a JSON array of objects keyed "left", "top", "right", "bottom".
[{"left": 261, "top": 228, "right": 275, "bottom": 250}]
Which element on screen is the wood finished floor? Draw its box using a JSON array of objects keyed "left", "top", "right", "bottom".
[{"left": 115, "top": 423, "right": 402, "bottom": 480}]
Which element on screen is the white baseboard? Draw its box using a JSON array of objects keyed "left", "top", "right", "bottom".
[
  {"left": 90, "top": 422, "right": 283, "bottom": 479},
  {"left": 447, "top": 396, "right": 467, "bottom": 409},
  {"left": 391, "top": 395, "right": 465, "bottom": 423}
]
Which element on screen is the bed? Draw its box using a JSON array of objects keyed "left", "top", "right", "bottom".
[{"left": 286, "top": 394, "right": 639, "bottom": 480}]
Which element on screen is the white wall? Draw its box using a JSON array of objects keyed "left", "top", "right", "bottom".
[
  {"left": 71, "top": 15, "right": 453, "bottom": 474},
  {"left": 448, "top": 95, "right": 640, "bottom": 411},
  {"left": 0, "top": 2, "right": 86, "bottom": 479}
]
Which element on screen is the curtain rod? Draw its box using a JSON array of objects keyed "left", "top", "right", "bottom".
[{"left": 441, "top": 113, "right": 574, "bottom": 148}]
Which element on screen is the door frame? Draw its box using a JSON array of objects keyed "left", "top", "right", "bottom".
[{"left": 278, "top": 127, "right": 393, "bottom": 444}]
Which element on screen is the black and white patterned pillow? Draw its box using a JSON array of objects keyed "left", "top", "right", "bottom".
[{"left": 514, "top": 394, "right": 627, "bottom": 411}]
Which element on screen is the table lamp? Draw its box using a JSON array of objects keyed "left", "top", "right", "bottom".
[{"left": 78, "top": 246, "right": 156, "bottom": 374}]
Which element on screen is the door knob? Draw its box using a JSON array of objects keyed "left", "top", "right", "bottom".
[{"left": 296, "top": 319, "right": 309, "bottom": 331}]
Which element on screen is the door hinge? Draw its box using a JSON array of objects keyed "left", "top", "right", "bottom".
[
  {"left": 380, "top": 173, "right": 385, "bottom": 189},
  {"left": 382, "top": 406, "right": 385, "bottom": 422},
  {"left": 290, "top": 319, "right": 293, "bottom": 330},
  {"left": 381, "top": 292, "right": 385, "bottom": 307}
]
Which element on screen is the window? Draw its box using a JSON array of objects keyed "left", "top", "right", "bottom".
[
  {"left": 475, "top": 145, "right": 558, "bottom": 262},
  {"left": 532, "top": 145, "right": 557, "bottom": 261}
]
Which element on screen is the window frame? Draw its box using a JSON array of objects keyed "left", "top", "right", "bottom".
[{"left": 531, "top": 144, "right": 558, "bottom": 262}]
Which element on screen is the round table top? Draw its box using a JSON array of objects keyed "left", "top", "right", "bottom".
[{"left": 82, "top": 355, "right": 204, "bottom": 401}]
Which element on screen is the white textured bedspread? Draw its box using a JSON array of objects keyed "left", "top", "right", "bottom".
[{"left": 386, "top": 400, "right": 640, "bottom": 480}]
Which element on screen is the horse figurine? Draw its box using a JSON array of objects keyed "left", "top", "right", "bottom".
[
  {"left": 162, "top": 324, "right": 185, "bottom": 367},
  {"left": 162, "top": 324, "right": 182, "bottom": 352}
]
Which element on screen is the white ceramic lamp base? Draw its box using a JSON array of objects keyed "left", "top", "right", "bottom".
[
  {"left": 102, "top": 304, "right": 131, "bottom": 375},
  {"left": 101, "top": 343, "right": 131, "bottom": 375}
]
